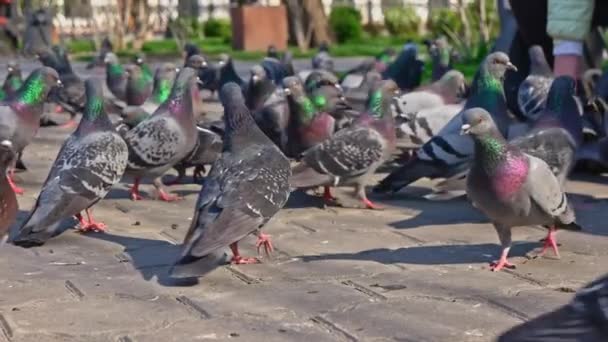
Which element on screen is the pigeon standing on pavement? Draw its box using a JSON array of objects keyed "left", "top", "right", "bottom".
[
  {"left": 462, "top": 108, "right": 581, "bottom": 271},
  {"left": 518, "top": 45, "right": 554, "bottom": 122},
  {"left": 0, "top": 67, "right": 61, "bottom": 194},
  {"left": 375, "top": 52, "right": 517, "bottom": 194},
  {"left": 13, "top": 78, "right": 128, "bottom": 247},
  {"left": 0, "top": 62, "right": 22, "bottom": 101},
  {"left": 0, "top": 140, "right": 17, "bottom": 243},
  {"left": 290, "top": 80, "right": 398, "bottom": 209},
  {"left": 169, "top": 82, "right": 291, "bottom": 278},
  {"left": 123, "top": 67, "right": 200, "bottom": 201}
]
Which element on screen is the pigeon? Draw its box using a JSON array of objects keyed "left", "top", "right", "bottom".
[
  {"left": 344, "top": 71, "right": 383, "bottom": 112},
  {"left": 217, "top": 54, "right": 247, "bottom": 91},
  {"left": 462, "top": 108, "right": 581, "bottom": 271},
  {"left": 171, "top": 125, "right": 223, "bottom": 184},
  {"left": 123, "top": 67, "right": 200, "bottom": 202},
  {"left": 375, "top": 52, "right": 517, "bottom": 194},
  {"left": 396, "top": 102, "right": 464, "bottom": 147},
  {"left": 124, "top": 65, "right": 153, "bottom": 106},
  {"left": 267, "top": 44, "right": 280, "bottom": 59},
  {"left": 169, "top": 82, "right": 291, "bottom": 278},
  {"left": 305, "top": 70, "right": 357, "bottom": 130},
  {"left": 22, "top": 9, "right": 53, "bottom": 57},
  {"left": 282, "top": 50, "right": 296, "bottom": 77},
  {"left": 0, "top": 140, "right": 17, "bottom": 243},
  {"left": 261, "top": 57, "right": 290, "bottom": 85},
  {"left": 517, "top": 45, "right": 554, "bottom": 122},
  {"left": 246, "top": 65, "right": 276, "bottom": 111},
  {"left": 104, "top": 52, "right": 129, "bottom": 102},
  {"left": 0, "top": 61, "right": 22, "bottom": 101},
  {"left": 0, "top": 67, "right": 61, "bottom": 194},
  {"left": 290, "top": 80, "right": 398, "bottom": 209},
  {"left": 392, "top": 70, "right": 466, "bottom": 118},
  {"left": 498, "top": 273, "right": 608, "bottom": 342},
  {"left": 86, "top": 37, "right": 113, "bottom": 70},
  {"left": 13, "top": 78, "right": 128, "bottom": 247},
  {"left": 427, "top": 37, "right": 453, "bottom": 81},
  {"left": 283, "top": 76, "right": 335, "bottom": 157},
  {"left": 312, "top": 42, "right": 334, "bottom": 72},
  {"left": 183, "top": 42, "right": 204, "bottom": 65},
  {"left": 133, "top": 53, "right": 154, "bottom": 86},
  {"left": 383, "top": 43, "right": 425, "bottom": 91}
]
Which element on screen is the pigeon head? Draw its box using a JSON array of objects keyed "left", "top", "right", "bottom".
[
  {"left": 7, "top": 61, "right": 20, "bottom": 75},
  {"left": 104, "top": 52, "right": 119, "bottom": 65},
  {"left": 15, "top": 67, "right": 61, "bottom": 106},
  {"left": 460, "top": 108, "right": 498, "bottom": 137},
  {"left": 185, "top": 55, "right": 207, "bottom": 69},
  {"left": 152, "top": 63, "right": 178, "bottom": 103},
  {"left": 250, "top": 65, "right": 267, "bottom": 84},
  {"left": 0, "top": 140, "right": 15, "bottom": 172},
  {"left": 217, "top": 54, "right": 231, "bottom": 67},
  {"left": 304, "top": 70, "right": 339, "bottom": 92},
  {"left": 35, "top": 48, "right": 60, "bottom": 69},
  {"left": 367, "top": 80, "right": 400, "bottom": 117},
  {"left": 81, "top": 78, "right": 109, "bottom": 126},
  {"left": 283, "top": 76, "right": 304, "bottom": 97},
  {"left": 528, "top": 45, "right": 552, "bottom": 75},
  {"left": 439, "top": 70, "right": 467, "bottom": 97},
  {"left": 183, "top": 43, "right": 201, "bottom": 59},
  {"left": 220, "top": 82, "right": 255, "bottom": 134},
  {"left": 483, "top": 52, "right": 517, "bottom": 80},
  {"left": 133, "top": 53, "right": 145, "bottom": 66},
  {"left": 267, "top": 45, "right": 279, "bottom": 58}
]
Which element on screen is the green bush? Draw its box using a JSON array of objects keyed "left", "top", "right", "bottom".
[
  {"left": 329, "top": 6, "right": 362, "bottom": 43},
  {"left": 67, "top": 39, "right": 95, "bottom": 54},
  {"left": 203, "top": 19, "right": 231, "bottom": 40},
  {"left": 427, "top": 8, "right": 461, "bottom": 38},
  {"left": 383, "top": 6, "right": 420, "bottom": 36}
]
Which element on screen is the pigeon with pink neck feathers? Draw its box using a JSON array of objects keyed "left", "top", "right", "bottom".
[
  {"left": 290, "top": 80, "right": 398, "bottom": 209},
  {"left": 462, "top": 107, "right": 581, "bottom": 272}
]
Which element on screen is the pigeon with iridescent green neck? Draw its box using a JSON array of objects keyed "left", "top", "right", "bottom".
[
  {"left": 0, "top": 62, "right": 22, "bottom": 102},
  {"left": 304, "top": 70, "right": 357, "bottom": 130},
  {"left": 133, "top": 53, "right": 154, "bottom": 89},
  {"left": 123, "top": 67, "right": 200, "bottom": 202},
  {"left": 284, "top": 76, "right": 335, "bottom": 157},
  {"left": 104, "top": 52, "right": 129, "bottom": 101},
  {"left": 462, "top": 108, "right": 581, "bottom": 272},
  {"left": 290, "top": 80, "right": 398, "bottom": 209},
  {"left": 0, "top": 67, "right": 61, "bottom": 194},
  {"left": 13, "top": 78, "right": 128, "bottom": 247},
  {"left": 375, "top": 52, "right": 517, "bottom": 194}
]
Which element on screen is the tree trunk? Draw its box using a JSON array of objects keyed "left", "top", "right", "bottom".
[
  {"left": 458, "top": 0, "right": 472, "bottom": 47},
  {"left": 283, "top": 0, "right": 309, "bottom": 50},
  {"left": 479, "top": 0, "right": 489, "bottom": 44},
  {"left": 303, "top": 0, "right": 332, "bottom": 46}
]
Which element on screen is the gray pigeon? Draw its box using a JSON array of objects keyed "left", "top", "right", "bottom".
[
  {"left": 375, "top": 52, "right": 517, "bottom": 194},
  {"left": 0, "top": 61, "right": 22, "bottom": 101},
  {"left": 104, "top": 52, "right": 130, "bottom": 102},
  {"left": 498, "top": 273, "right": 608, "bottom": 342},
  {"left": 517, "top": 45, "right": 554, "bottom": 121},
  {"left": 13, "top": 78, "right": 128, "bottom": 247},
  {"left": 0, "top": 140, "right": 17, "bottom": 242},
  {"left": 0, "top": 67, "right": 61, "bottom": 194},
  {"left": 396, "top": 102, "right": 464, "bottom": 147},
  {"left": 290, "top": 80, "right": 398, "bottom": 209},
  {"left": 169, "top": 82, "right": 291, "bottom": 278},
  {"left": 312, "top": 46, "right": 334, "bottom": 72},
  {"left": 305, "top": 70, "right": 357, "bottom": 130},
  {"left": 86, "top": 37, "right": 113, "bottom": 70},
  {"left": 462, "top": 108, "right": 581, "bottom": 272},
  {"left": 343, "top": 71, "right": 383, "bottom": 112},
  {"left": 170, "top": 125, "right": 223, "bottom": 184},
  {"left": 123, "top": 67, "right": 200, "bottom": 202}
]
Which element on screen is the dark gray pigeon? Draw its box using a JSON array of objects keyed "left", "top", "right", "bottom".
[
  {"left": 170, "top": 125, "right": 223, "bottom": 184},
  {"left": 86, "top": 37, "right": 113, "bottom": 70},
  {"left": 375, "top": 52, "right": 517, "bottom": 194},
  {"left": 290, "top": 80, "right": 398, "bottom": 209},
  {"left": 13, "top": 78, "right": 128, "bottom": 247},
  {"left": 462, "top": 108, "right": 581, "bottom": 272},
  {"left": 246, "top": 65, "right": 276, "bottom": 111},
  {"left": 217, "top": 54, "right": 247, "bottom": 92},
  {"left": 517, "top": 45, "right": 554, "bottom": 122},
  {"left": 104, "top": 52, "right": 130, "bottom": 102},
  {"left": 123, "top": 67, "right": 199, "bottom": 202},
  {"left": 0, "top": 67, "right": 61, "bottom": 194},
  {"left": 498, "top": 273, "right": 608, "bottom": 342},
  {"left": 0, "top": 140, "right": 17, "bottom": 243},
  {"left": 312, "top": 44, "right": 334, "bottom": 72},
  {"left": 169, "top": 82, "right": 291, "bottom": 278},
  {"left": 383, "top": 43, "right": 425, "bottom": 91}
]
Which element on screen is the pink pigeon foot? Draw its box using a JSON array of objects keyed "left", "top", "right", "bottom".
[
  {"left": 538, "top": 227, "right": 560, "bottom": 258},
  {"left": 157, "top": 189, "right": 182, "bottom": 202},
  {"left": 362, "top": 197, "right": 383, "bottom": 210},
  {"left": 323, "top": 186, "right": 336, "bottom": 202},
  {"left": 7, "top": 171, "right": 23, "bottom": 195},
  {"left": 256, "top": 233, "right": 274, "bottom": 257},
  {"left": 59, "top": 120, "right": 77, "bottom": 129},
  {"left": 130, "top": 178, "right": 144, "bottom": 201},
  {"left": 229, "top": 243, "right": 260, "bottom": 264},
  {"left": 76, "top": 210, "right": 108, "bottom": 233}
]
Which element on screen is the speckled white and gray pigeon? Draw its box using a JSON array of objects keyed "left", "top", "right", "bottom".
[
  {"left": 375, "top": 52, "right": 517, "bottom": 194},
  {"left": 462, "top": 108, "right": 581, "bottom": 272},
  {"left": 498, "top": 272, "right": 608, "bottom": 342},
  {"left": 13, "top": 78, "right": 128, "bottom": 248},
  {"left": 169, "top": 82, "right": 291, "bottom": 278},
  {"left": 518, "top": 45, "right": 554, "bottom": 121},
  {"left": 290, "top": 80, "right": 398, "bottom": 209},
  {"left": 0, "top": 67, "right": 61, "bottom": 194},
  {"left": 123, "top": 67, "right": 199, "bottom": 202}
]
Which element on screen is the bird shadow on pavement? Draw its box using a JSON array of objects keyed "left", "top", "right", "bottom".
[
  {"left": 85, "top": 232, "right": 200, "bottom": 287},
  {"left": 297, "top": 242, "right": 538, "bottom": 267}
]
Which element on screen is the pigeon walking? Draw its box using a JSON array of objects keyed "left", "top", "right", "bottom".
[
  {"left": 0, "top": 140, "right": 17, "bottom": 243},
  {"left": 169, "top": 83, "right": 291, "bottom": 278},
  {"left": 462, "top": 108, "right": 581, "bottom": 271},
  {"left": 517, "top": 45, "right": 554, "bottom": 121},
  {"left": 0, "top": 61, "right": 22, "bottom": 101},
  {"left": 0, "top": 67, "right": 61, "bottom": 194},
  {"left": 290, "top": 80, "right": 398, "bottom": 208},
  {"left": 123, "top": 67, "right": 200, "bottom": 201},
  {"left": 13, "top": 78, "right": 128, "bottom": 247},
  {"left": 375, "top": 52, "right": 516, "bottom": 194}
]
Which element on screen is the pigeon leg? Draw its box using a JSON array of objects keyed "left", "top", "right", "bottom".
[
  {"left": 7, "top": 168, "right": 23, "bottom": 195},
  {"left": 538, "top": 226, "right": 560, "bottom": 258},
  {"left": 192, "top": 165, "right": 206, "bottom": 182},
  {"left": 77, "top": 209, "right": 107, "bottom": 233},
  {"left": 130, "top": 178, "right": 144, "bottom": 201},
  {"left": 75, "top": 213, "right": 87, "bottom": 227},
  {"left": 255, "top": 231, "right": 274, "bottom": 257},
  {"left": 153, "top": 177, "right": 182, "bottom": 202},
  {"left": 356, "top": 183, "right": 382, "bottom": 210},
  {"left": 229, "top": 242, "right": 259, "bottom": 264},
  {"left": 491, "top": 224, "right": 515, "bottom": 271},
  {"left": 59, "top": 119, "right": 78, "bottom": 129},
  {"left": 165, "top": 168, "right": 185, "bottom": 186},
  {"left": 323, "top": 186, "right": 336, "bottom": 202}
]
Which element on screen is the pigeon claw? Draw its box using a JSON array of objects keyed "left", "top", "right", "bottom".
[
  {"left": 7, "top": 174, "right": 24, "bottom": 195},
  {"left": 157, "top": 190, "right": 182, "bottom": 202},
  {"left": 59, "top": 120, "right": 78, "bottom": 129},
  {"left": 323, "top": 186, "right": 337, "bottom": 202},
  {"left": 538, "top": 227, "right": 560, "bottom": 259},
  {"left": 256, "top": 233, "right": 274, "bottom": 257},
  {"left": 230, "top": 256, "right": 260, "bottom": 265},
  {"left": 362, "top": 198, "right": 383, "bottom": 210},
  {"left": 78, "top": 221, "right": 107, "bottom": 233},
  {"left": 490, "top": 259, "right": 515, "bottom": 272}
]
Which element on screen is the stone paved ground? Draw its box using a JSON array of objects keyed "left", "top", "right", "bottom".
[{"left": 0, "top": 61, "right": 607, "bottom": 342}]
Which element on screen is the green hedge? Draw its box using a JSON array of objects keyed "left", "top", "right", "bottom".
[{"left": 329, "top": 6, "right": 363, "bottom": 43}]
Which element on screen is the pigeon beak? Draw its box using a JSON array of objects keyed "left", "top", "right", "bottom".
[
  {"left": 196, "top": 77, "right": 204, "bottom": 85},
  {"left": 202, "top": 61, "right": 208, "bottom": 68},
  {"left": 0, "top": 140, "right": 12, "bottom": 148},
  {"left": 175, "top": 67, "right": 180, "bottom": 73},
  {"left": 251, "top": 75, "right": 259, "bottom": 83},
  {"left": 218, "top": 61, "right": 226, "bottom": 67},
  {"left": 334, "top": 84, "right": 343, "bottom": 92},
  {"left": 136, "top": 58, "right": 143, "bottom": 64},
  {"left": 506, "top": 62, "right": 518, "bottom": 72},
  {"left": 460, "top": 124, "right": 471, "bottom": 135},
  {"left": 7, "top": 67, "right": 12, "bottom": 72},
  {"left": 56, "top": 79, "right": 63, "bottom": 87},
  {"left": 283, "top": 87, "right": 291, "bottom": 96}
]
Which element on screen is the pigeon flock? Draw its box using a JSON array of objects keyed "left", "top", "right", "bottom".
[{"left": 0, "top": 38, "right": 607, "bottom": 336}]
